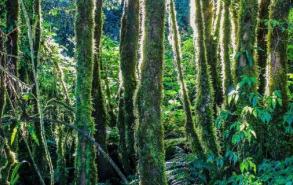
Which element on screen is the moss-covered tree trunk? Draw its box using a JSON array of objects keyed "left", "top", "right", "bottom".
[
  {"left": 231, "top": 0, "right": 239, "bottom": 57},
  {"left": 202, "top": 0, "right": 223, "bottom": 108},
  {"left": 257, "top": 0, "right": 270, "bottom": 94},
  {"left": 6, "top": 0, "right": 19, "bottom": 76},
  {"left": 221, "top": 0, "right": 233, "bottom": 105},
  {"left": 234, "top": 0, "right": 258, "bottom": 83},
  {"left": 0, "top": 28, "right": 5, "bottom": 120},
  {"left": 135, "top": 0, "right": 167, "bottom": 184},
  {"left": 119, "top": 0, "right": 139, "bottom": 172},
  {"left": 267, "top": 0, "right": 290, "bottom": 108},
  {"left": 191, "top": 0, "right": 219, "bottom": 155},
  {"left": 74, "top": 0, "right": 97, "bottom": 184},
  {"left": 168, "top": 0, "right": 204, "bottom": 156},
  {"left": 91, "top": 0, "right": 110, "bottom": 179},
  {"left": 117, "top": 86, "right": 128, "bottom": 170}
]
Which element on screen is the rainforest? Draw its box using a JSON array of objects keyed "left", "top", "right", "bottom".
[{"left": 0, "top": 0, "right": 293, "bottom": 185}]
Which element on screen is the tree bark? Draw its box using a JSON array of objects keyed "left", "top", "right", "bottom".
[{"left": 135, "top": 0, "right": 167, "bottom": 184}]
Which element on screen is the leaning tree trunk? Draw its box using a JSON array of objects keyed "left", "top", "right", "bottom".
[
  {"left": 267, "top": 0, "right": 290, "bottom": 108},
  {"left": 119, "top": 0, "right": 140, "bottom": 172},
  {"left": 74, "top": 0, "right": 97, "bottom": 184},
  {"left": 167, "top": 0, "right": 204, "bottom": 157},
  {"left": 221, "top": 0, "right": 233, "bottom": 105},
  {"left": 191, "top": 0, "right": 219, "bottom": 155},
  {"left": 257, "top": 0, "right": 270, "bottom": 95},
  {"left": 135, "top": 0, "right": 167, "bottom": 184},
  {"left": 234, "top": 0, "right": 258, "bottom": 83}
]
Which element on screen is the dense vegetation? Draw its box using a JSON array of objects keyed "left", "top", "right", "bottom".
[{"left": 0, "top": 0, "right": 292, "bottom": 184}]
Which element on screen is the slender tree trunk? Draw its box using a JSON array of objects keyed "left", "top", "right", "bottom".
[
  {"left": 135, "top": 0, "right": 167, "bottom": 184},
  {"left": 0, "top": 30, "right": 5, "bottom": 120},
  {"left": 234, "top": 0, "right": 258, "bottom": 83},
  {"left": 74, "top": 0, "right": 97, "bottom": 184},
  {"left": 119, "top": 0, "right": 139, "bottom": 172},
  {"left": 191, "top": 0, "right": 219, "bottom": 155},
  {"left": 267, "top": 0, "right": 290, "bottom": 108},
  {"left": 257, "top": 0, "right": 270, "bottom": 95},
  {"left": 6, "top": 0, "right": 19, "bottom": 77},
  {"left": 167, "top": 0, "right": 204, "bottom": 156},
  {"left": 91, "top": 0, "right": 110, "bottom": 179},
  {"left": 221, "top": 0, "right": 233, "bottom": 105},
  {"left": 202, "top": 0, "right": 223, "bottom": 107}
]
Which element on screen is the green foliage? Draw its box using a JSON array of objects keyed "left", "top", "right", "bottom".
[
  {"left": 166, "top": 149, "right": 211, "bottom": 185},
  {"left": 258, "top": 157, "right": 293, "bottom": 184},
  {"left": 162, "top": 36, "right": 195, "bottom": 139}
]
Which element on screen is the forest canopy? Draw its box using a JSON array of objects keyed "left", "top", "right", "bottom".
[{"left": 0, "top": 0, "right": 293, "bottom": 185}]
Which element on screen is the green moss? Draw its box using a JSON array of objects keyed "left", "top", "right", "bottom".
[
  {"left": 191, "top": 0, "right": 220, "bottom": 156},
  {"left": 119, "top": 0, "right": 140, "bottom": 172},
  {"left": 267, "top": 0, "right": 290, "bottom": 108},
  {"left": 135, "top": 0, "right": 167, "bottom": 184},
  {"left": 74, "top": 0, "right": 97, "bottom": 184}
]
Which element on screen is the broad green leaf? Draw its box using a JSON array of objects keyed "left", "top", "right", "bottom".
[{"left": 10, "top": 127, "right": 18, "bottom": 145}]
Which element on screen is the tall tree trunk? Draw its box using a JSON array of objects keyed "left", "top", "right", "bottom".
[
  {"left": 119, "top": 0, "right": 139, "bottom": 172},
  {"left": 202, "top": 0, "right": 223, "bottom": 107},
  {"left": 221, "top": 0, "right": 233, "bottom": 105},
  {"left": 74, "top": 0, "right": 97, "bottom": 184},
  {"left": 191, "top": 0, "right": 219, "bottom": 155},
  {"left": 92, "top": 0, "right": 110, "bottom": 179},
  {"left": 0, "top": 29, "right": 5, "bottom": 120},
  {"left": 6, "top": 0, "right": 19, "bottom": 77},
  {"left": 135, "top": 0, "right": 167, "bottom": 184},
  {"left": 167, "top": 0, "right": 204, "bottom": 156},
  {"left": 234, "top": 0, "right": 258, "bottom": 83},
  {"left": 267, "top": 0, "right": 290, "bottom": 108},
  {"left": 257, "top": 0, "right": 270, "bottom": 94}
]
